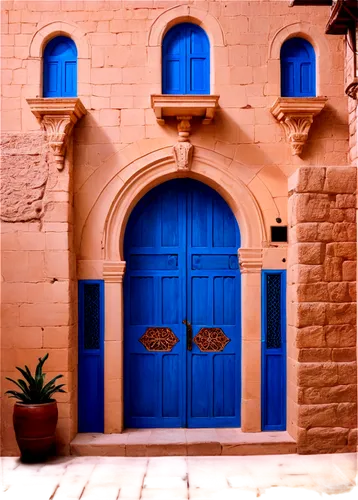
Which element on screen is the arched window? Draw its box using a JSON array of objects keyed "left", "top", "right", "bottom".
[
  {"left": 280, "top": 37, "right": 316, "bottom": 97},
  {"left": 43, "top": 36, "right": 77, "bottom": 97},
  {"left": 162, "top": 23, "right": 210, "bottom": 95}
]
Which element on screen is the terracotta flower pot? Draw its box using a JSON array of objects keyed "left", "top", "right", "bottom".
[{"left": 13, "top": 401, "right": 58, "bottom": 462}]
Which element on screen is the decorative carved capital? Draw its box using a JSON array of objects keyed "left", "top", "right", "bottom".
[
  {"left": 103, "top": 261, "right": 126, "bottom": 282},
  {"left": 270, "top": 97, "right": 327, "bottom": 156},
  {"left": 173, "top": 141, "right": 194, "bottom": 171},
  {"left": 42, "top": 115, "right": 74, "bottom": 167},
  {"left": 27, "top": 98, "right": 86, "bottom": 170},
  {"left": 238, "top": 248, "right": 263, "bottom": 273}
]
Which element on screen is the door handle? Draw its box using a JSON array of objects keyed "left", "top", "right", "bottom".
[{"left": 182, "top": 319, "right": 193, "bottom": 351}]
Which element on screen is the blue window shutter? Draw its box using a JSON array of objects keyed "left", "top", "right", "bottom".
[
  {"left": 78, "top": 280, "right": 104, "bottom": 432},
  {"left": 43, "top": 36, "right": 77, "bottom": 97},
  {"left": 261, "top": 270, "right": 286, "bottom": 431},
  {"left": 162, "top": 23, "right": 210, "bottom": 95},
  {"left": 280, "top": 37, "right": 316, "bottom": 97}
]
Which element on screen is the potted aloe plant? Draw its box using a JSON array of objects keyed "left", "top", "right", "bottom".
[{"left": 5, "top": 353, "right": 65, "bottom": 462}]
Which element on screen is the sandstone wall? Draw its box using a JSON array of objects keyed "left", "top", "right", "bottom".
[
  {"left": 288, "top": 166, "right": 357, "bottom": 453},
  {"left": 0, "top": 0, "right": 356, "bottom": 455},
  {"left": 1, "top": 135, "right": 77, "bottom": 455}
]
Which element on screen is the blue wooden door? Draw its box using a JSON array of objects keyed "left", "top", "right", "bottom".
[
  {"left": 162, "top": 23, "right": 210, "bottom": 95},
  {"left": 124, "top": 179, "right": 241, "bottom": 428},
  {"left": 43, "top": 36, "right": 77, "bottom": 98},
  {"left": 281, "top": 37, "right": 316, "bottom": 97}
]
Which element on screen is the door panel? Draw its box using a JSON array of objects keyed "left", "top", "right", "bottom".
[
  {"left": 187, "top": 183, "right": 241, "bottom": 427},
  {"left": 124, "top": 179, "right": 241, "bottom": 428}
]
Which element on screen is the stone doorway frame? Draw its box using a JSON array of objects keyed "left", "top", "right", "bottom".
[{"left": 77, "top": 145, "right": 274, "bottom": 434}]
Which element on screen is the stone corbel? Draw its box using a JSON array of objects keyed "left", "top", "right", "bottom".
[
  {"left": 270, "top": 97, "right": 327, "bottom": 156},
  {"left": 173, "top": 116, "right": 194, "bottom": 171},
  {"left": 27, "top": 98, "right": 86, "bottom": 170},
  {"left": 238, "top": 248, "right": 263, "bottom": 273}
]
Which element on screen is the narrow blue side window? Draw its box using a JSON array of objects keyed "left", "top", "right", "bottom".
[
  {"left": 281, "top": 37, "right": 316, "bottom": 97},
  {"left": 261, "top": 270, "right": 286, "bottom": 431},
  {"left": 162, "top": 23, "right": 210, "bottom": 95},
  {"left": 78, "top": 280, "right": 104, "bottom": 432},
  {"left": 43, "top": 36, "right": 77, "bottom": 97}
]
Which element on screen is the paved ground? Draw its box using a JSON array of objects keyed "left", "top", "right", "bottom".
[{"left": 1, "top": 453, "right": 357, "bottom": 499}]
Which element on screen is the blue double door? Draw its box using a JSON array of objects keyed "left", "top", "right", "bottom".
[{"left": 124, "top": 179, "right": 241, "bottom": 428}]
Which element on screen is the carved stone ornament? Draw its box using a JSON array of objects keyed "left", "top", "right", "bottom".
[
  {"left": 27, "top": 98, "right": 86, "bottom": 170},
  {"left": 270, "top": 97, "right": 327, "bottom": 156},
  {"left": 193, "top": 328, "right": 230, "bottom": 352},
  {"left": 173, "top": 142, "right": 194, "bottom": 171},
  {"left": 139, "top": 327, "right": 179, "bottom": 352}
]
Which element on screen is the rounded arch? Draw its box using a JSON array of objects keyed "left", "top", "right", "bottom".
[
  {"left": 268, "top": 22, "right": 331, "bottom": 95},
  {"left": 148, "top": 4, "right": 226, "bottom": 47},
  {"left": 29, "top": 21, "right": 89, "bottom": 59},
  {"left": 77, "top": 145, "right": 268, "bottom": 263}
]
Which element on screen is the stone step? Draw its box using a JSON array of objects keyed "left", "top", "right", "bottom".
[{"left": 70, "top": 429, "right": 297, "bottom": 457}]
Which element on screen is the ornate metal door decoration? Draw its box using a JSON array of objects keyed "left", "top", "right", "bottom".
[
  {"left": 139, "top": 327, "right": 179, "bottom": 352},
  {"left": 193, "top": 328, "right": 230, "bottom": 352}
]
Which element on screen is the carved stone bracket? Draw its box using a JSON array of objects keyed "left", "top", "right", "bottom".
[
  {"left": 270, "top": 97, "right": 327, "bottom": 156},
  {"left": 150, "top": 95, "right": 220, "bottom": 172},
  {"left": 27, "top": 98, "right": 86, "bottom": 170},
  {"left": 238, "top": 248, "right": 263, "bottom": 273}
]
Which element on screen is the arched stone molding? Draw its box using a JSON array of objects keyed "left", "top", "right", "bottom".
[
  {"left": 77, "top": 143, "right": 271, "bottom": 263},
  {"left": 268, "top": 22, "right": 332, "bottom": 97},
  {"left": 148, "top": 4, "right": 226, "bottom": 48},
  {"left": 147, "top": 4, "right": 226, "bottom": 94},
  {"left": 28, "top": 21, "right": 90, "bottom": 101}
]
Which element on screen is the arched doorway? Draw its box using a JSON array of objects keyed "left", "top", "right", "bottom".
[{"left": 124, "top": 179, "right": 241, "bottom": 428}]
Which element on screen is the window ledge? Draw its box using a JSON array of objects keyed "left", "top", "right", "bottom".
[
  {"left": 151, "top": 94, "right": 220, "bottom": 125},
  {"left": 270, "top": 96, "right": 327, "bottom": 156},
  {"left": 27, "top": 97, "right": 87, "bottom": 170}
]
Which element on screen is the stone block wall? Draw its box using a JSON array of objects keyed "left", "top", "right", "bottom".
[
  {"left": 1, "top": 134, "right": 77, "bottom": 455},
  {"left": 0, "top": 0, "right": 357, "bottom": 455},
  {"left": 288, "top": 166, "right": 357, "bottom": 453}
]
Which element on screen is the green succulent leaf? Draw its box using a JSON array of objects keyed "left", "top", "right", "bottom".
[
  {"left": 15, "top": 366, "right": 35, "bottom": 388},
  {"left": 5, "top": 390, "right": 30, "bottom": 403},
  {"left": 42, "top": 375, "right": 63, "bottom": 394},
  {"left": 4, "top": 353, "right": 66, "bottom": 404}
]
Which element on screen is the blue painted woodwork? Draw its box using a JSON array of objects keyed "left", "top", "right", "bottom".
[
  {"left": 124, "top": 179, "right": 241, "bottom": 428},
  {"left": 280, "top": 37, "right": 316, "bottom": 97},
  {"left": 162, "top": 23, "right": 210, "bottom": 95},
  {"left": 78, "top": 280, "right": 104, "bottom": 432},
  {"left": 261, "top": 270, "right": 286, "bottom": 431},
  {"left": 43, "top": 36, "right": 77, "bottom": 97}
]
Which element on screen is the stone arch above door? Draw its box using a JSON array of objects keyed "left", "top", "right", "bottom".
[{"left": 77, "top": 144, "right": 270, "bottom": 265}]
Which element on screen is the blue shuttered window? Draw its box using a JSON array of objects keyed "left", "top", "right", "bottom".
[
  {"left": 261, "top": 270, "right": 286, "bottom": 431},
  {"left": 43, "top": 36, "right": 77, "bottom": 97},
  {"left": 162, "top": 23, "right": 210, "bottom": 95},
  {"left": 78, "top": 280, "right": 104, "bottom": 432},
  {"left": 280, "top": 37, "right": 316, "bottom": 97}
]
